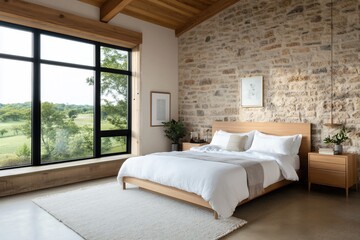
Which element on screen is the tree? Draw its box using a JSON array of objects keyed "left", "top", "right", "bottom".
[
  {"left": 23, "top": 102, "right": 81, "bottom": 160},
  {"left": 0, "top": 129, "right": 8, "bottom": 137},
  {"left": 16, "top": 144, "right": 31, "bottom": 160},
  {"left": 68, "top": 109, "right": 78, "bottom": 119},
  {"left": 11, "top": 126, "right": 21, "bottom": 135},
  {"left": 86, "top": 47, "right": 128, "bottom": 130},
  {"left": 40, "top": 102, "right": 67, "bottom": 159},
  {"left": 0, "top": 104, "right": 30, "bottom": 122},
  {"left": 69, "top": 125, "right": 93, "bottom": 157}
]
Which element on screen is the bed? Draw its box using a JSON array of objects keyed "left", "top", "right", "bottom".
[{"left": 118, "top": 121, "right": 311, "bottom": 219}]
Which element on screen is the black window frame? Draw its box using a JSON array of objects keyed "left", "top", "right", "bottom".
[{"left": 0, "top": 21, "right": 132, "bottom": 169}]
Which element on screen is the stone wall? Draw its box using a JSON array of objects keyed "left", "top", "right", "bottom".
[{"left": 178, "top": 0, "right": 360, "bottom": 164}]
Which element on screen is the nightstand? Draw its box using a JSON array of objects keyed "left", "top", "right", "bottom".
[
  {"left": 308, "top": 152, "right": 358, "bottom": 197},
  {"left": 182, "top": 142, "right": 207, "bottom": 151}
]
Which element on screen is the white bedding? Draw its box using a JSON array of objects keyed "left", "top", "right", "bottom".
[{"left": 117, "top": 146, "right": 299, "bottom": 218}]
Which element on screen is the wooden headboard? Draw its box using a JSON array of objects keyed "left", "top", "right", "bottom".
[{"left": 212, "top": 121, "right": 312, "bottom": 178}]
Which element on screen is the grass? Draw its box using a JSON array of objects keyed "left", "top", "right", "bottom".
[
  {"left": 0, "top": 153, "right": 30, "bottom": 168},
  {"left": 71, "top": 113, "right": 116, "bottom": 130},
  {"left": 0, "top": 135, "right": 30, "bottom": 154},
  {"left": 0, "top": 120, "right": 27, "bottom": 137},
  {"left": 74, "top": 114, "right": 93, "bottom": 127},
  {"left": 0, "top": 114, "right": 126, "bottom": 168}
]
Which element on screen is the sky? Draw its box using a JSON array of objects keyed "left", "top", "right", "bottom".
[{"left": 0, "top": 26, "right": 95, "bottom": 105}]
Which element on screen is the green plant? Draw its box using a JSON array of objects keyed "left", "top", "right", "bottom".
[
  {"left": 16, "top": 144, "right": 31, "bottom": 160},
  {"left": 162, "top": 119, "right": 186, "bottom": 144},
  {"left": 323, "top": 126, "right": 350, "bottom": 145}
]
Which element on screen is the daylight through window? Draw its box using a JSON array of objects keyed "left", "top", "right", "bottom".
[{"left": 0, "top": 22, "right": 132, "bottom": 169}]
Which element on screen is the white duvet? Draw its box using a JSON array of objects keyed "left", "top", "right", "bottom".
[{"left": 117, "top": 146, "right": 299, "bottom": 218}]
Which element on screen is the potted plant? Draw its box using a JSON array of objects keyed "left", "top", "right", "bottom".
[
  {"left": 323, "top": 126, "right": 350, "bottom": 154},
  {"left": 162, "top": 119, "right": 186, "bottom": 151}
]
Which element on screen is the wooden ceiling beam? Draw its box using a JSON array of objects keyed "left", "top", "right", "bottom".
[
  {"left": 161, "top": 0, "right": 201, "bottom": 15},
  {"left": 100, "top": 0, "right": 135, "bottom": 22},
  {"left": 132, "top": 0, "right": 187, "bottom": 24},
  {"left": 147, "top": 0, "right": 193, "bottom": 18},
  {"left": 123, "top": 5, "right": 181, "bottom": 29},
  {"left": 0, "top": 0, "right": 142, "bottom": 48},
  {"left": 175, "top": 0, "right": 241, "bottom": 37}
]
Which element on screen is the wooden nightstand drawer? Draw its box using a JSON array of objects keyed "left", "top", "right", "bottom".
[
  {"left": 309, "top": 161, "right": 345, "bottom": 172},
  {"left": 309, "top": 154, "right": 345, "bottom": 165},
  {"left": 308, "top": 152, "right": 358, "bottom": 197},
  {"left": 309, "top": 169, "right": 345, "bottom": 188}
]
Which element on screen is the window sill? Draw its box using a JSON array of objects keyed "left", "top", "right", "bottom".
[
  {"left": 0, "top": 154, "right": 136, "bottom": 177},
  {"left": 0, "top": 154, "right": 136, "bottom": 197}
]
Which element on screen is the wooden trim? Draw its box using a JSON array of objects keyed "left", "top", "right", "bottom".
[
  {"left": 0, "top": 156, "right": 131, "bottom": 197},
  {"left": 175, "top": 0, "right": 241, "bottom": 37},
  {"left": 238, "top": 179, "right": 293, "bottom": 205},
  {"left": 123, "top": 176, "right": 294, "bottom": 217},
  {"left": 0, "top": 0, "right": 142, "bottom": 48},
  {"left": 123, "top": 177, "right": 212, "bottom": 209},
  {"left": 100, "top": 0, "right": 135, "bottom": 23}
]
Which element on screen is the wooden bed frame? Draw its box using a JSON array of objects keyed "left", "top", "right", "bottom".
[{"left": 123, "top": 121, "right": 312, "bottom": 219}]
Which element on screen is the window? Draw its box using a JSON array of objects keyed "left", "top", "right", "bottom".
[
  {"left": 40, "top": 64, "right": 95, "bottom": 163},
  {"left": 0, "top": 59, "right": 32, "bottom": 168},
  {"left": 0, "top": 22, "right": 132, "bottom": 170}
]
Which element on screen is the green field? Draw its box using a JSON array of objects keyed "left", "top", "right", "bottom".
[
  {"left": 0, "top": 113, "right": 125, "bottom": 168},
  {"left": 0, "top": 135, "right": 29, "bottom": 154},
  {"left": 74, "top": 113, "right": 94, "bottom": 127}
]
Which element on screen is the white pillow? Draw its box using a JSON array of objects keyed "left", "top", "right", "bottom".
[
  {"left": 210, "top": 130, "right": 255, "bottom": 150},
  {"left": 291, "top": 134, "right": 302, "bottom": 155},
  {"left": 210, "top": 131, "right": 230, "bottom": 149},
  {"left": 216, "top": 130, "right": 255, "bottom": 150},
  {"left": 248, "top": 131, "right": 302, "bottom": 155}
]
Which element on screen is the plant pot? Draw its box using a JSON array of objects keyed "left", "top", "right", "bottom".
[
  {"left": 334, "top": 144, "right": 343, "bottom": 155},
  {"left": 171, "top": 143, "right": 179, "bottom": 151}
]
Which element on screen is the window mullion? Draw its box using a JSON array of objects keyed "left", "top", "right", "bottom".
[
  {"left": 94, "top": 44, "right": 101, "bottom": 158},
  {"left": 32, "top": 30, "right": 41, "bottom": 166}
]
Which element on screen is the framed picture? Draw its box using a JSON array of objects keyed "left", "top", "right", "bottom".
[
  {"left": 150, "top": 91, "right": 171, "bottom": 127},
  {"left": 241, "top": 76, "right": 263, "bottom": 107}
]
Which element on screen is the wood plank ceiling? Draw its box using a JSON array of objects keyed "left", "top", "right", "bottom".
[{"left": 78, "top": 0, "right": 240, "bottom": 36}]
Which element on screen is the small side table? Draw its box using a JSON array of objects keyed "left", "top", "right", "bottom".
[{"left": 308, "top": 152, "right": 358, "bottom": 197}]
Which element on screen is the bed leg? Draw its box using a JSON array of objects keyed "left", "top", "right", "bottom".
[
  {"left": 214, "top": 211, "right": 218, "bottom": 220},
  {"left": 122, "top": 181, "right": 126, "bottom": 190}
]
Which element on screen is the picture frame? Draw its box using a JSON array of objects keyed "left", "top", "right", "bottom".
[
  {"left": 241, "top": 76, "right": 263, "bottom": 107},
  {"left": 150, "top": 91, "right": 171, "bottom": 127}
]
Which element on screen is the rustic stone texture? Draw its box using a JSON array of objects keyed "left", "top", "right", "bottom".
[{"left": 178, "top": 0, "right": 360, "bottom": 168}]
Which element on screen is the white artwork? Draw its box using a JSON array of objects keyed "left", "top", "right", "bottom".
[
  {"left": 241, "top": 76, "right": 263, "bottom": 107},
  {"left": 151, "top": 92, "right": 170, "bottom": 126}
]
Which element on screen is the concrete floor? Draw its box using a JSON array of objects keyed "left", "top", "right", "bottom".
[{"left": 0, "top": 177, "right": 359, "bottom": 240}]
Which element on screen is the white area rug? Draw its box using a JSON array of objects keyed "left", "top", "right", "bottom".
[{"left": 33, "top": 182, "right": 246, "bottom": 240}]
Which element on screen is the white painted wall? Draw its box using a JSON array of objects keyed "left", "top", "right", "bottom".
[
  {"left": 24, "top": 0, "right": 179, "bottom": 155},
  {"left": 109, "top": 15, "right": 179, "bottom": 155}
]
